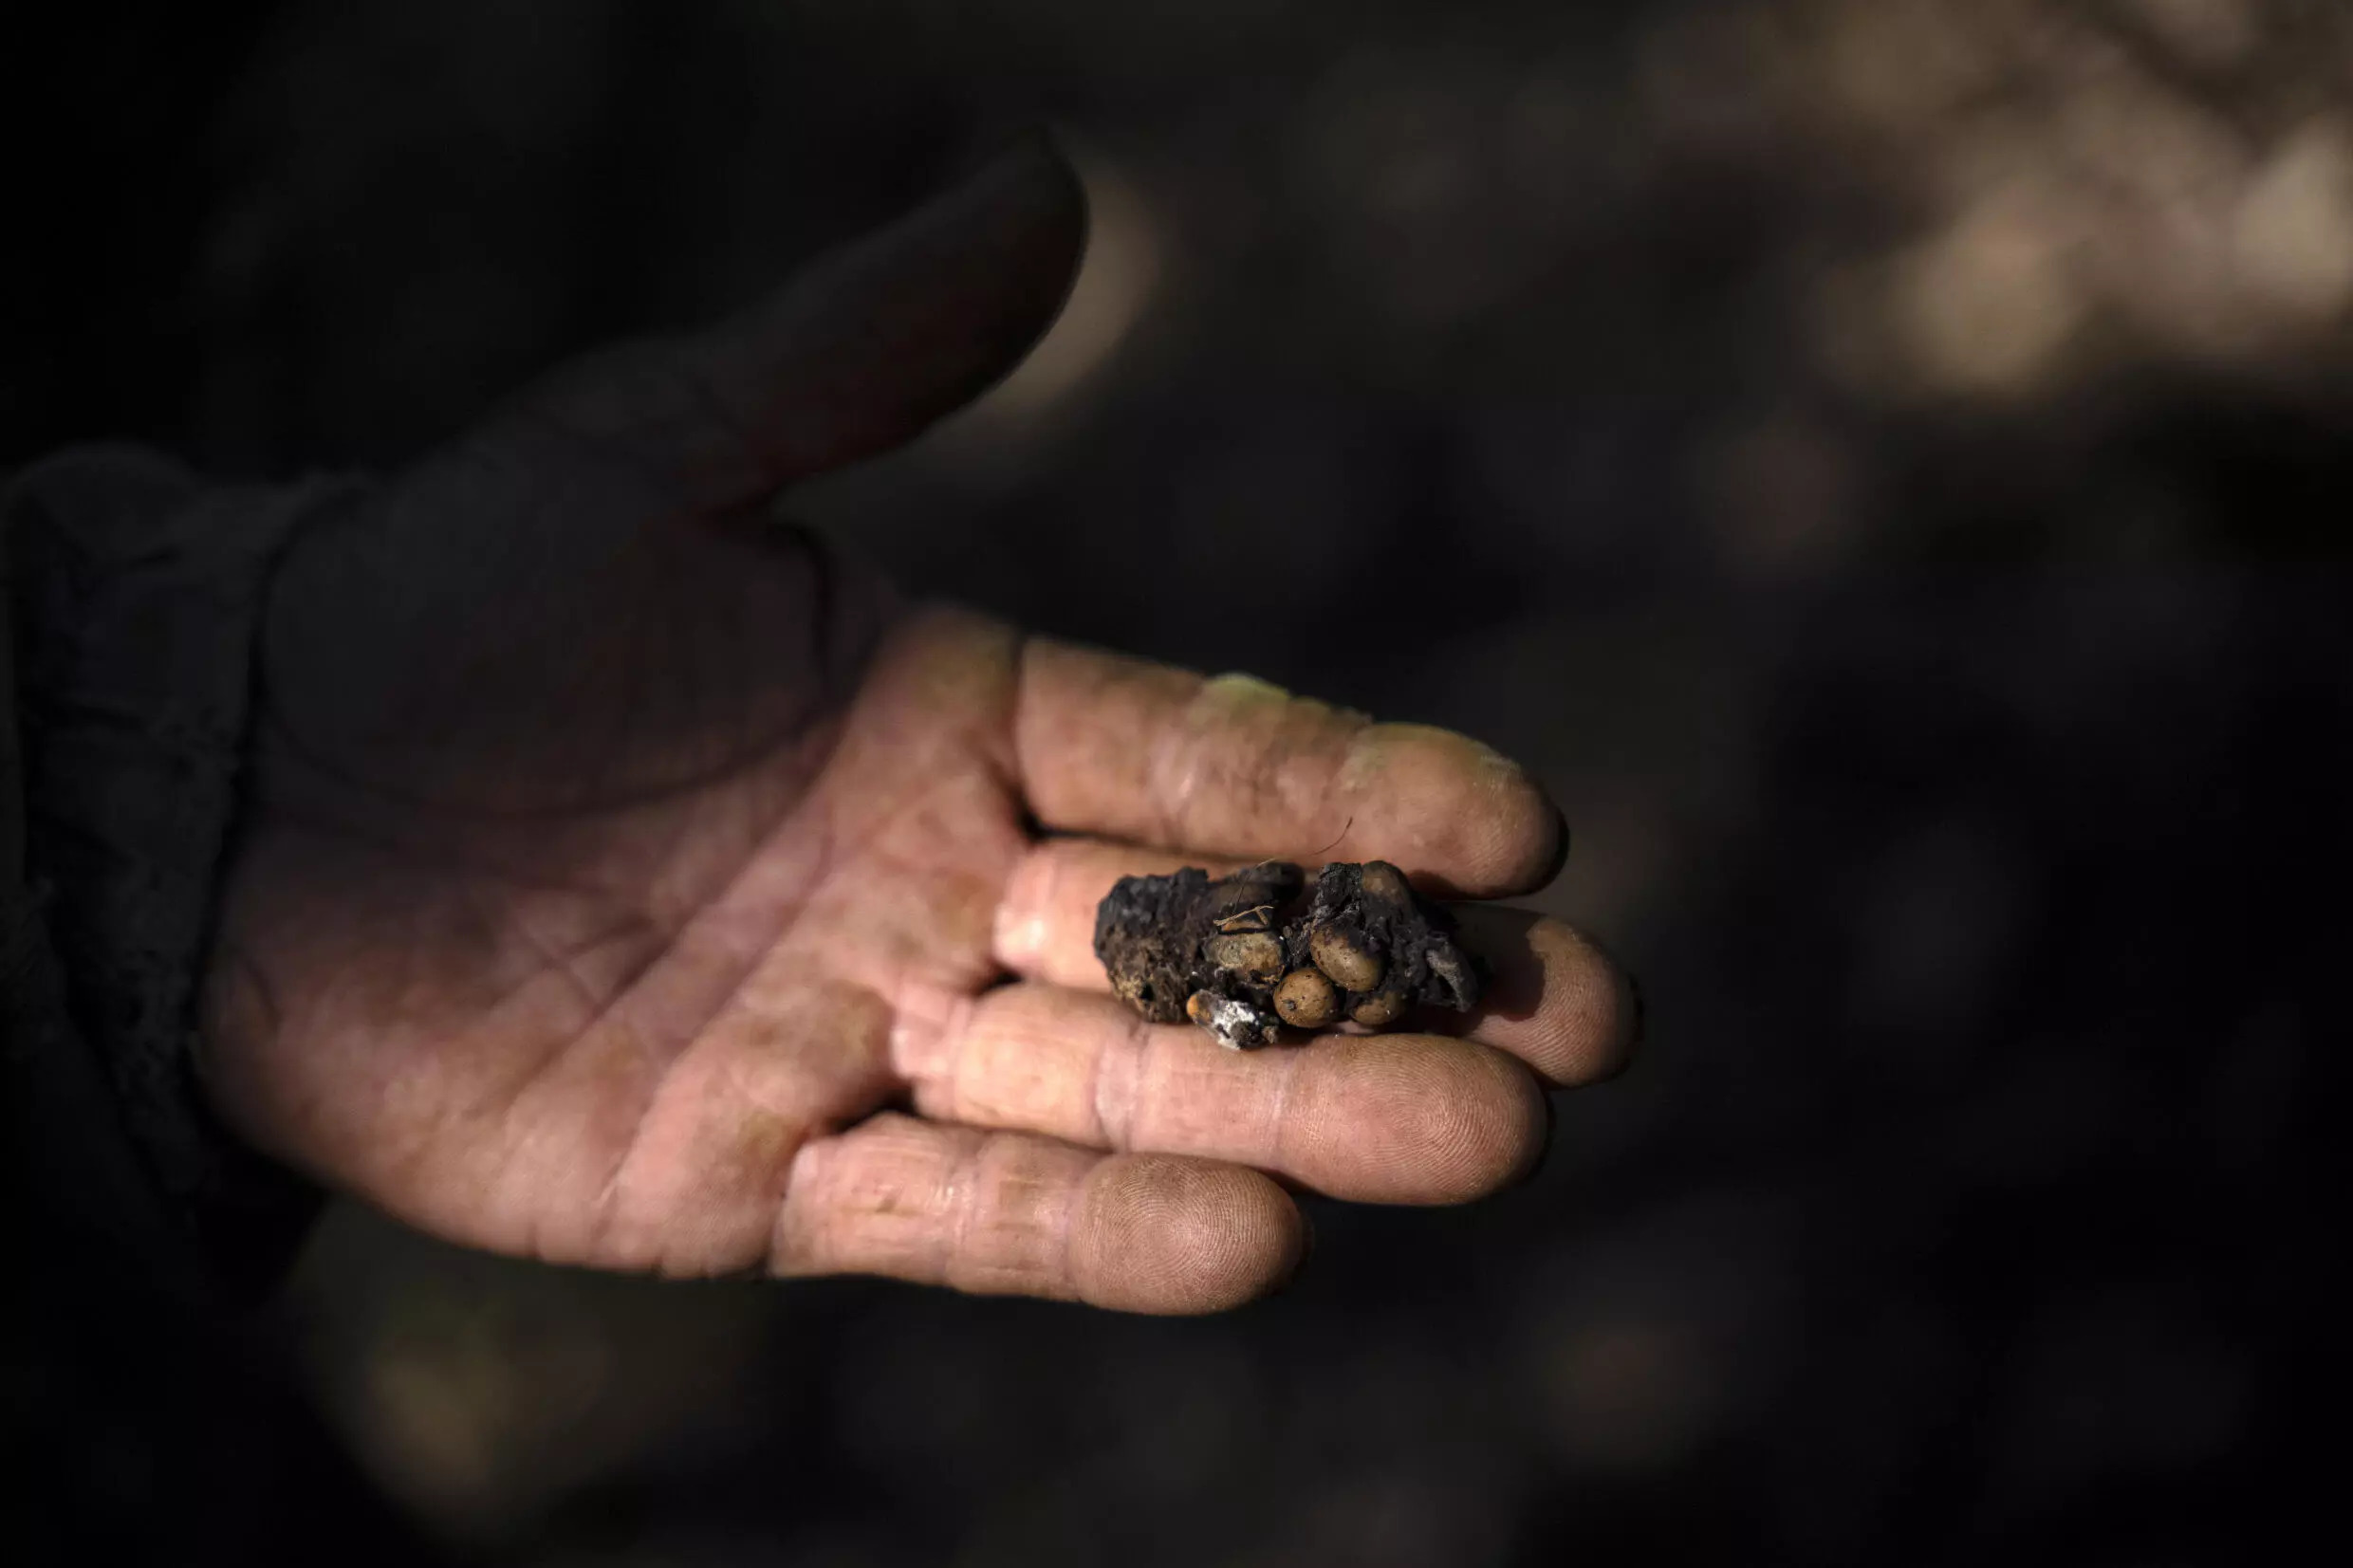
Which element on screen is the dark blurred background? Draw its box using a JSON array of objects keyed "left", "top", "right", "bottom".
[{"left": 7, "top": 1, "right": 2345, "bottom": 1562}]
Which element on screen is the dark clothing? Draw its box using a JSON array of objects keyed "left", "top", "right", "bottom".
[{"left": 4, "top": 452, "right": 439, "bottom": 1563}]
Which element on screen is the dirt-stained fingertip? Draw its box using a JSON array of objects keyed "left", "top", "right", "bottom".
[
  {"left": 1483, "top": 757, "right": 1569, "bottom": 896},
  {"left": 1440, "top": 908, "right": 1640, "bottom": 1088},
  {"left": 1336, "top": 727, "right": 1565, "bottom": 898},
  {"left": 1070, "top": 1156, "right": 1307, "bottom": 1315}
]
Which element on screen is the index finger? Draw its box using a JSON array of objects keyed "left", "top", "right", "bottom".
[{"left": 1012, "top": 641, "right": 1566, "bottom": 898}]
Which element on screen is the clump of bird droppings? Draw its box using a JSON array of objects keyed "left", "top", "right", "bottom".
[{"left": 1094, "top": 859, "right": 1481, "bottom": 1049}]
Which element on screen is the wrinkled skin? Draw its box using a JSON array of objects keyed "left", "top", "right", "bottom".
[{"left": 199, "top": 144, "right": 1639, "bottom": 1314}]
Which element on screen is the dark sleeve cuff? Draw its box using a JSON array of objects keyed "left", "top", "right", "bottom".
[{"left": 5, "top": 445, "right": 361, "bottom": 1301}]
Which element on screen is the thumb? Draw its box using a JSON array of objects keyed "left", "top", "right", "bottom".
[{"left": 491, "top": 136, "right": 1089, "bottom": 511}]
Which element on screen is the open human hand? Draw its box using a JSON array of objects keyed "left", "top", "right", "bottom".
[{"left": 198, "top": 143, "right": 1637, "bottom": 1314}]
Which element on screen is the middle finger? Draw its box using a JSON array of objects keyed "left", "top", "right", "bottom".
[
  {"left": 889, "top": 981, "right": 1546, "bottom": 1206},
  {"left": 991, "top": 836, "right": 1638, "bottom": 1087}
]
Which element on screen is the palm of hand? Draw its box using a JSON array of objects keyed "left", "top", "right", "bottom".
[{"left": 199, "top": 147, "right": 1635, "bottom": 1313}]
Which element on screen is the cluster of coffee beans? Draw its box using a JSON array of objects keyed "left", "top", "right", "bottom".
[{"left": 1096, "top": 860, "right": 1480, "bottom": 1050}]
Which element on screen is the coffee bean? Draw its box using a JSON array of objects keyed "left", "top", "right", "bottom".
[
  {"left": 1273, "top": 968, "right": 1341, "bottom": 1029},
  {"left": 1309, "top": 924, "right": 1384, "bottom": 992}
]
